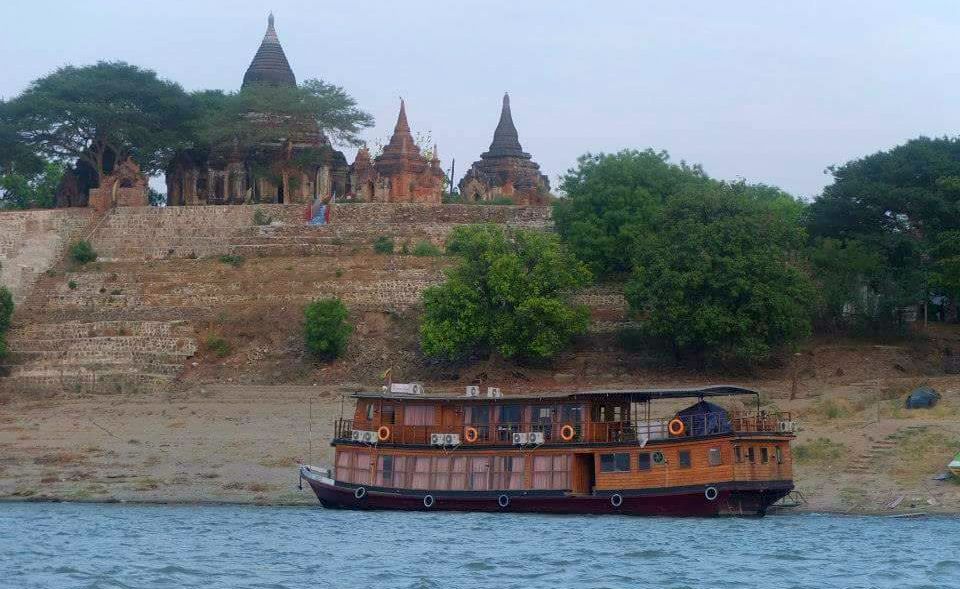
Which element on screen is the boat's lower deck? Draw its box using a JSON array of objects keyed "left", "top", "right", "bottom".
[{"left": 300, "top": 467, "right": 792, "bottom": 517}]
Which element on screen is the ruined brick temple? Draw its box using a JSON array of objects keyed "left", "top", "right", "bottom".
[
  {"left": 165, "top": 14, "right": 350, "bottom": 206},
  {"left": 60, "top": 14, "right": 551, "bottom": 209},
  {"left": 349, "top": 100, "right": 445, "bottom": 203},
  {"left": 458, "top": 93, "right": 551, "bottom": 205}
]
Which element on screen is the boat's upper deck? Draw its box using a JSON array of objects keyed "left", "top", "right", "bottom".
[{"left": 336, "top": 385, "right": 795, "bottom": 447}]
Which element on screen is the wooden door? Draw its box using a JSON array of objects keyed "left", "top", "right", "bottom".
[{"left": 572, "top": 453, "right": 595, "bottom": 494}]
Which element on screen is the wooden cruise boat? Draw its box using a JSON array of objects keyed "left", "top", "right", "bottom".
[{"left": 299, "top": 385, "right": 796, "bottom": 516}]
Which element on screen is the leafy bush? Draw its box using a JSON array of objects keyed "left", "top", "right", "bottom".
[
  {"left": 205, "top": 334, "right": 231, "bottom": 358},
  {"left": 0, "top": 286, "right": 13, "bottom": 361},
  {"left": 303, "top": 298, "right": 352, "bottom": 360},
  {"left": 252, "top": 208, "right": 273, "bottom": 226},
  {"left": 373, "top": 236, "right": 394, "bottom": 254},
  {"left": 69, "top": 241, "right": 97, "bottom": 264},
  {"left": 412, "top": 240, "right": 442, "bottom": 257},
  {"left": 420, "top": 224, "right": 591, "bottom": 362},
  {"left": 218, "top": 254, "right": 244, "bottom": 267},
  {"left": 67, "top": 280, "right": 77, "bottom": 290}
]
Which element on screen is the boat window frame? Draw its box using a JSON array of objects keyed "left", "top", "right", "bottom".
[
  {"left": 638, "top": 452, "right": 652, "bottom": 471},
  {"left": 746, "top": 447, "right": 756, "bottom": 463},
  {"left": 734, "top": 445, "right": 742, "bottom": 463},
  {"left": 708, "top": 447, "right": 722, "bottom": 466},
  {"left": 761, "top": 447, "right": 769, "bottom": 464},
  {"left": 599, "top": 452, "right": 631, "bottom": 473},
  {"left": 775, "top": 446, "right": 783, "bottom": 464},
  {"left": 678, "top": 450, "right": 692, "bottom": 469}
]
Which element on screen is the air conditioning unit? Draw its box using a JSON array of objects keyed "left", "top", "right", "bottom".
[
  {"left": 512, "top": 432, "right": 528, "bottom": 445},
  {"left": 431, "top": 433, "right": 461, "bottom": 446},
  {"left": 390, "top": 382, "right": 425, "bottom": 395},
  {"left": 465, "top": 385, "right": 480, "bottom": 397},
  {"left": 527, "top": 432, "right": 545, "bottom": 445},
  {"left": 778, "top": 420, "right": 798, "bottom": 433},
  {"left": 352, "top": 429, "right": 379, "bottom": 444},
  {"left": 487, "top": 387, "right": 502, "bottom": 398}
]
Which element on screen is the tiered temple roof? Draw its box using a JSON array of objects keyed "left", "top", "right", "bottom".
[{"left": 242, "top": 13, "right": 297, "bottom": 89}]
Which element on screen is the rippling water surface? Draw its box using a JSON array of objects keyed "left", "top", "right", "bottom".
[{"left": 2, "top": 503, "right": 960, "bottom": 588}]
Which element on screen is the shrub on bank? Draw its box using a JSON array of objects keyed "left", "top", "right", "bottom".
[
  {"left": 303, "top": 297, "right": 352, "bottom": 360},
  {"left": 412, "top": 240, "right": 442, "bottom": 257},
  {"left": 373, "top": 236, "right": 395, "bottom": 254},
  {"left": 0, "top": 286, "right": 12, "bottom": 360},
  {"left": 69, "top": 241, "right": 97, "bottom": 265},
  {"left": 205, "top": 334, "right": 232, "bottom": 358}
]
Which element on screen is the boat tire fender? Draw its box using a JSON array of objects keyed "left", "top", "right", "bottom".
[
  {"left": 705, "top": 486, "right": 719, "bottom": 501},
  {"left": 354, "top": 487, "right": 367, "bottom": 500},
  {"left": 423, "top": 494, "right": 435, "bottom": 508},
  {"left": 611, "top": 493, "right": 623, "bottom": 508},
  {"left": 498, "top": 494, "right": 510, "bottom": 508}
]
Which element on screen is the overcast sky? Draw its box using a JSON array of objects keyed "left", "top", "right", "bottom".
[{"left": 3, "top": 0, "right": 960, "bottom": 198}]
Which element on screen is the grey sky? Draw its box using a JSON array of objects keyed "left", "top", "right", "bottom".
[{"left": 3, "top": 0, "right": 959, "bottom": 198}]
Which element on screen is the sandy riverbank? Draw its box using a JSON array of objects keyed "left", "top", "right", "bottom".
[{"left": 2, "top": 379, "right": 959, "bottom": 513}]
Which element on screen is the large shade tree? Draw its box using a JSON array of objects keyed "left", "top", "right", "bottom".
[
  {"left": 807, "top": 136, "right": 960, "bottom": 322},
  {"left": 553, "top": 149, "right": 715, "bottom": 277},
  {"left": 3, "top": 61, "right": 196, "bottom": 183},
  {"left": 191, "top": 79, "right": 374, "bottom": 151},
  {"left": 625, "top": 184, "right": 814, "bottom": 365}
]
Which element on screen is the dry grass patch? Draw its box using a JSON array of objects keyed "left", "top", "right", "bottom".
[
  {"left": 794, "top": 437, "right": 848, "bottom": 466},
  {"left": 258, "top": 456, "right": 296, "bottom": 468}
]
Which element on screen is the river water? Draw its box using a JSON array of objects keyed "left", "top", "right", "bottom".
[{"left": 2, "top": 503, "right": 958, "bottom": 589}]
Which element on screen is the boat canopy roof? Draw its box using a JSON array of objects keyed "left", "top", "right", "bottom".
[{"left": 352, "top": 385, "right": 761, "bottom": 404}]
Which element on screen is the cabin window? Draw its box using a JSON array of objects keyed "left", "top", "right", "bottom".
[
  {"left": 734, "top": 445, "right": 742, "bottom": 463},
  {"left": 376, "top": 455, "right": 406, "bottom": 487},
  {"left": 746, "top": 447, "right": 755, "bottom": 463},
  {"left": 449, "top": 457, "right": 468, "bottom": 490},
  {"left": 775, "top": 446, "right": 783, "bottom": 464},
  {"left": 498, "top": 405, "right": 523, "bottom": 441},
  {"left": 365, "top": 403, "right": 374, "bottom": 421},
  {"left": 411, "top": 457, "right": 431, "bottom": 489},
  {"left": 432, "top": 457, "right": 450, "bottom": 490},
  {"left": 380, "top": 456, "right": 394, "bottom": 483},
  {"left": 708, "top": 447, "right": 722, "bottom": 466},
  {"left": 382, "top": 404, "right": 396, "bottom": 425},
  {"left": 560, "top": 404, "right": 584, "bottom": 426},
  {"left": 465, "top": 406, "right": 490, "bottom": 441},
  {"left": 493, "top": 456, "right": 524, "bottom": 490},
  {"left": 403, "top": 405, "right": 435, "bottom": 427},
  {"left": 638, "top": 452, "right": 652, "bottom": 470},
  {"left": 532, "top": 407, "right": 554, "bottom": 440},
  {"left": 600, "top": 453, "right": 630, "bottom": 472},
  {"left": 761, "top": 447, "right": 769, "bottom": 464},
  {"left": 469, "top": 456, "right": 491, "bottom": 490},
  {"left": 533, "top": 455, "right": 570, "bottom": 489},
  {"left": 678, "top": 450, "right": 692, "bottom": 468},
  {"left": 338, "top": 450, "right": 371, "bottom": 485}
]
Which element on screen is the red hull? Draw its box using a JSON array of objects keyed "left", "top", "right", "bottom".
[{"left": 300, "top": 468, "right": 791, "bottom": 517}]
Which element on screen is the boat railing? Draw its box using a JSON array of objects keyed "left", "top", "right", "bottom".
[{"left": 335, "top": 411, "right": 792, "bottom": 445}]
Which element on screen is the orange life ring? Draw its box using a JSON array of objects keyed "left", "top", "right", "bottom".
[
  {"left": 464, "top": 426, "right": 479, "bottom": 443},
  {"left": 377, "top": 426, "right": 391, "bottom": 442},
  {"left": 560, "top": 424, "right": 576, "bottom": 442},
  {"left": 668, "top": 418, "right": 686, "bottom": 437}
]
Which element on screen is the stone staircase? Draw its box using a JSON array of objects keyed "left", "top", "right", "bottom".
[
  {"left": 0, "top": 321, "right": 197, "bottom": 394},
  {"left": 845, "top": 426, "right": 928, "bottom": 473}
]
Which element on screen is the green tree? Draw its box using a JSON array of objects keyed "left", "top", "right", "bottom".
[
  {"left": 0, "top": 286, "right": 13, "bottom": 361},
  {"left": 420, "top": 224, "right": 591, "bottom": 362},
  {"left": 192, "top": 79, "right": 373, "bottom": 151},
  {"left": 626, "top": 186, "right": 815, "bottom": 364},
  {"left": 0, "top": 161, "right": 63, "bottom": 209},
  {"left": 554, "top": 149, "right": 714, "bottom": 277},
  {"left": 4, "top": 61, "right": 196, "bottom": 183},
  {"left": 808, "top": 238, "right": 885, "bottom": 330},
  {"left": 807, "top": 136, "right": 960, "bottom": 320},
  {"left": 931, "top": 231, "right": 960, "bottom": 321},
  {"left": 303, "top": 298, "right": 352, "bottom": 360}
]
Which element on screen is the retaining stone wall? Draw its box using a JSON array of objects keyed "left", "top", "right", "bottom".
[{"left": 0, "top": 209, "right": 94, "bottom": 303}]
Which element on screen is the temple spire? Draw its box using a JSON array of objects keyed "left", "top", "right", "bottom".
[
  {"left": 484, "top": 92, "right": 527, "bottom": 158},
  {"left": 242, "top": 13, "right": 297, "bottom": 89},
  {"left": 395, "top": 98, "right": 410, "bottom": 134},
  {"left": 264, "top": 12, "right": 279, "bottom": 44}
]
